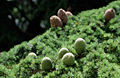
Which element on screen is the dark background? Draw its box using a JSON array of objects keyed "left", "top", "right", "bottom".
[{"left": 0, "top": 0, "right": 114, "bottom": 51}]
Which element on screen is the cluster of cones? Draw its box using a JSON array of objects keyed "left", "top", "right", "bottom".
[
  {"left": 50, "top": 8, "right": 115, "bottom": 28},
  {"left": 50, "top": 8, "right": 73, "bottom": 27}
]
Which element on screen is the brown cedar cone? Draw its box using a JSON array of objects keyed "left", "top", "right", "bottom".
[
  {"left": 104, "top": 8, "right": 115, "bottom": 23},
  {"left": 50, "top": 15, "right": 63, "bottom": 27},
  {"left": 66, "top": 11, "right": 73, "bottom": 17},
  {"left": 57, "top": 8, "right": 68, "bottom": 24}
]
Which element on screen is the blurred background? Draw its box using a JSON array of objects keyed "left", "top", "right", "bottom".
[{"left": 0, "top": 0, "right": 113, "bottom": 51}]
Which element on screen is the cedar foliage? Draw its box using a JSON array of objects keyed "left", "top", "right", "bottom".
[{"left": 0, "top": 1, "right": 120, "bottom": 78}]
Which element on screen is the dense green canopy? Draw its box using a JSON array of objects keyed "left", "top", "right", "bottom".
[{"left": 0, "top": 1, "right": 120, "bottom": 78}]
